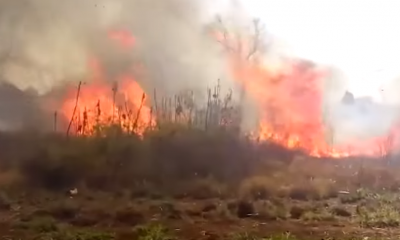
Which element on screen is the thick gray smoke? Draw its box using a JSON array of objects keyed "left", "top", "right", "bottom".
[
  {"left": 0, "top": 83, "right": 46, "bottom": 130},
  {"left": 0, "top": 0, "right": 234, "bottom": 130},
  {"left": 0, "top": 0, "right": 230, "bottom": 93},
  {"left": 2, "top": 0, "right": 399, "bottom": 151}
]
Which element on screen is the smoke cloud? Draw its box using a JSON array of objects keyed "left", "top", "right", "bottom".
[
  {"left": 1, "top": 0, "right": 399, "bottom": 152},
  {"left": 0, "top": 0, "right": 231, "bottom": 92},
  {"left": 0, "top": 0, "right": 236, "bottom": 130},
  {"left": 322, "top": 69, "right": 400, "bottom": 146}
]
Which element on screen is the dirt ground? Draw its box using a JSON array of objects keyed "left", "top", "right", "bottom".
[
  {"left": 0, "top": 186, "right": 399, "bottom": 240},
  {"left": 0, "top": 132, "right": 399, "bottom": 240}
]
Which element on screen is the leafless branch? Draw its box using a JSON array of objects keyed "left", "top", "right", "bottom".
[
  {"left": 246, "top": 18, "right": 261, "bottom": 60},
  {"left": 215, "top": 16, "right": 266, "bottom": 61},
  {"left": 215, "top": 15, "right": 235, "bottom": 53},
  {"left": 66, "top": 81, "right": 82, "bottom": 136}
]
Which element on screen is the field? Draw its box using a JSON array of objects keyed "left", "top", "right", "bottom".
[{"left": 0, "top": 127, "right": 398, "bottom": 240}]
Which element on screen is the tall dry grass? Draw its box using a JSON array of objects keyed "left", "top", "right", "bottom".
[{"left": 0, "top": 81, "right": 397, "bottom": 199}]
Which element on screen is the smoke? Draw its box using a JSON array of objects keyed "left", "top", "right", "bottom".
[
  {"left": 329, "top": 98, "right": 400, "bottom": 145},
  {"left": 0, "top": 0, "right": 90, "bottom": 93},
  {"left": 2, "top": 0, "right": 399, "bottom": 151},
  {"left": 0, "top": 0, "right": 237, "bottom": 129},
  {"left": 0, "top": 0, "right": 236, "bottom": 92},
  {"left": 322, "top": 69, "right": 400, "bottom": 146},
  {"left": 0, "top": 82, "right": 47, "bottom": 130}
]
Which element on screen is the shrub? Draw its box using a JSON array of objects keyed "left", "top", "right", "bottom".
[
  {"left": 134, "top": 224, "right": 175, "bottom": 240},
  {"left": 287, "top": 178, "right": 338, "bottom": 201},
  {"left": 0, "top": 126, "right": 397, "bottom": 200},
  {"left": 239, "top": 176, "right": 280, "bottom": 200}
]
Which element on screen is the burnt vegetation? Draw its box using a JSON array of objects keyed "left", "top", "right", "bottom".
[
  {"left": 0, "top": 82, "right": 398, "bottom": 240},
  {"left": 0, "top": 1, "right": 397, "bottom": 239},
  {"left": 0, "top": 17, "right": 395, "bottom": 240}
]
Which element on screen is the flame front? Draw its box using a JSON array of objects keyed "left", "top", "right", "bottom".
[
  {"left": 225, "top": 37, "right": 395, "bottom": 158},
  {"left": 60, "top": 28, "right": 396, "bottom": 158}
]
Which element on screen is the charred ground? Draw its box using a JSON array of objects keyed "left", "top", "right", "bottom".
[{"left": 0, "top": 127, "right": 398, "bottom": 240}]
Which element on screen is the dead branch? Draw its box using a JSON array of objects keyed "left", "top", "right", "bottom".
[
  {"left": 111, "top": 81, "right": 118, "bottom": 123},
  {"left": 216, "top": 16, "right": 266, "bottom": 61},
  {"left": 66, "top": 81, "right": 82, "bottom": 136},
  {"left": 53, "top": 111, "right": 58, "bottom": 132},
  {"left": 246, "top": 18, "right": 261, "bottom": 60},
  {"left": 215, "top": 15, "right": 235, "bottom": 53},
  {"left": 133, "top": 92, "right": 146, "bottom": 132},
  {"left": 153, "top": 88, "right": 159, "bottom": 120}
]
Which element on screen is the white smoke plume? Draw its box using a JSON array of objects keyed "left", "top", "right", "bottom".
[{"left": 322, "top": 66, "right": 400, "bottom": 147}]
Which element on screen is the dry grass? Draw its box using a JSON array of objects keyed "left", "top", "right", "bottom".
[
  {"left": 0, "top": 125, "right": 397, "bottom": 199},
  {"left": 239, "top": 176, "right": 282, "bottom": 200},
  {"left": 174, "top": 177, "right": 228, "bottom": 199},
  {"left": 0, "top": 127, "right": 398, "bottom": 239}
]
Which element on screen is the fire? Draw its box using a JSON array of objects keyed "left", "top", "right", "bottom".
[
  {"left": 60, "top": 30, "right": 152, "bottom": 136},
  {"left": 225, "top": 38, "right": 395, "bottom": 158},
  {"left": 59, "top": 26, "right": 395, "bottom": 158}
]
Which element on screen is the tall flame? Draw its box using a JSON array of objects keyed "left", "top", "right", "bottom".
[
  {"left": 223, "top": 33, "right": 396, "bottom": 158},
  {"left": 59, "top": 27, "right": 397, "bottom": 158},
  {"left": 60, "top": 30, "right": 152, "bottom": 136}
]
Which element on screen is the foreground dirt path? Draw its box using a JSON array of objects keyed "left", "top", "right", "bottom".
[
  {"left": 164, "top": 220, "right": 400, "bottom": 240},
  {"left": 1, "top": 220, "right": 399, "bottom": 240},
  {"left": 1, "top": 190, "right": 400, "bottom": 240}
]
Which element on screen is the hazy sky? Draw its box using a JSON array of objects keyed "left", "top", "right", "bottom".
[{"left": 216, "top": 0, "right": 400, "bottom": 101}]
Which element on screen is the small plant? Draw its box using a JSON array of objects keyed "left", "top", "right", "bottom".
[
  {"left": 265, "top": 232, "right": 298, "bottom": 240},
  {"left": 230, "top": 232, "right": 299, "bottom": 240},
  {"left": 357, "top": 203, "right": 400, "bottom": 228},
  {"left": 300, "top": 209, "right": 335, "bottom": 222},
  {"left": 15, "top": 217, "right": 58, "bottom": 233},
  {"left": 340, "top": 193, "right": 363, "bottom": 204},
  {"left": 287, "top": 178, "right": 337, "bottom": 201},
  {"left": 215, "top": 203, "right": 233, "bottom": 219},
  {"left": 231, "top": 231, "right": 259, "bottom": 240},
  {"left": 340, "top": 188, "right": 371, "bottom": 204},
  {"left": 134, "top": 224, "right": 175, "bottom": 240},
  {"left": 253, "top": 200, "right": 288, "bottom": 220},
  {"left": 239, "top": 176, "right": 276, "bottom": 200},
  {"left": 33, "top": 217, "right": 58, "bottom": 233},
  {"left": 331, "top": 206, "right": 352, "bottom": 217},
  {"left": 69, "top": 230, "right": 115, "bottom": 240}
]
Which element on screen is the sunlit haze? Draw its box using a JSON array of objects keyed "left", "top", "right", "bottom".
[{"left": 214, "top": 0, "right": 400, "bottom": 102}]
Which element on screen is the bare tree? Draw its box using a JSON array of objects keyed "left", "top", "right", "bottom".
[
  {"left": 210, "top": 15, "right": 269, "bottom": 135},
  {"left": 212, "top": 15, "right": 268, "bottom": 103},
  {"left": 214, "top": 16, "right": 267, "bottom": 62}
]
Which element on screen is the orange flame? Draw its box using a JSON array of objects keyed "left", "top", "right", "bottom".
[
  {"left": 60, "top": 30, "right": 152, "bottom": 136},
  {"left": 222, "top": 33, "right": 396, "bottom": 158},
  {"left": 60, "top": 28, "right": 397, "bottom": 158}
]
